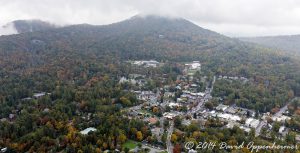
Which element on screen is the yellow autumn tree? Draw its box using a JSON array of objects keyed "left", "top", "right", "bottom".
[
  {"left": 118, "top": 133, "right": 127, "bottom": 144},
  {"left": 171, "top": 134, "right": 177, "bottom": 143},
  {"left": 136, "top": 131, "right": 143, "bottom": 141}
]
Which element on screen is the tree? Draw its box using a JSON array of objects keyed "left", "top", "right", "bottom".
[
  {"left": 286, "top": 132, "right": 296, "bottom": 144},
  {"left": 165, "top": 106, "right": 171, "bottom": 112},
  {"left": 205, "top": 101, "right": 214, "bottom": 110},
  {"left": 171, "top": 134, "right": 178, "bottom": 143},
  {"left": 120, "top": 96, "right": 131, "bottom": 106},
  {"left": 273, "top": 122, "right": 280, "bottom": 132},
  {"left": 174, "top": 117, "right": 182, "bottom": 128},
  {"left": 95, "top": 148, "right": 101, "bottom": 153},
  {"left": 118, "top": 133, "right": 127, "bottom": 144},
  {"left": 136, "top": 131, "right": 143, "bottom": 141},
  {"left": 164, "top": 120, "right": 170, "bottom": 128},
  {"left": 138, "top": 143, "right": 142, "bottom": 148},
  {"left": 124, "top": 147, "right": 130, "bottom": 153},
  {"left": 193, "top": 113, "right": 197, "bottom": 119},
  {"left": 173, "top": 144, "right": 181, "bottom": 153},
  {"left": 153, "top": 107, "right": 159, "bottom": 113}
]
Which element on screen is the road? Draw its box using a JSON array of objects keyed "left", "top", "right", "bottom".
[
  {"left": 274, "top": 105, "right": 288, "bottom": 117},
  {"left": 142, "top": 144, "right": 165, "bottom": 153},
  {"left": 188, "top": 75, "right": 216, "bottom": 115},
  {"left": 166, "top": 121, "right": 174, "bottom": 153},
  {"left": 256, "top": 97, "right": 298, "bottom": 136},
  {"left": 255, "top": 120, "right": 267, "bottom": 137},
  {"left": 274, "top": 97, "right": 298, "bottom": 117}
]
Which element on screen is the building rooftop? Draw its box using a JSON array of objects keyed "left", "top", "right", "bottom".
[{"left": 80, "top": 127, "right": 97, "bottom": 135}]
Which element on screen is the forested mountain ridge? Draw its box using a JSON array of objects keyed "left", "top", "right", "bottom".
[
  {"left": 239, "top": 35, "right": 300, "bottom": 55},
  {"left": 1, "top": 15, "right": 300, "bottom": 98},
  {"left": 0, "top": 15, "right": 299, "bottom": 89}
]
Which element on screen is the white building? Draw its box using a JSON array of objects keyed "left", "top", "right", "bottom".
[
  {"left": 272, "top": 115, "right": 291, "bottom": 122},
  {"left": 168, "top": 102, "right": 181, "bottom": 108},
  {"left": 240, "top": 126, "right": 251, "bottom": 133},
  {"left": 80, "top": 127, "right": 97, "bottom": 135},
  {"left": 216, "top": 104, "right": 229, "bottom": 112},
  {"left": 133, "top": 60, "right": 159, "bottom": 68},
  {"left": 245, "top": 118, "right": 260, "bottom": 128},
  {"left": 217, "top": 113, "right": 241, "bottom": 122},
  {"left": 279, "top": 126, "right": 286, "bottom": 134},
  {"left": 163, "top": 112, "right": 177, "bottom": 120},
  {"left": 1, "top": 147, "right": 7, "bottom": 153},
  {"left": 185, "top": 61, "right": 201, "bottom": 70},
  {"left": 33, "top": 92, "right": 47, "bottom": 99}
]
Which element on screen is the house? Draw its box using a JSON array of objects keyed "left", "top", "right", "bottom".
[
  {"left": 240, "top": 126, "right": 251, "bottom": 133},
  {"left": 216, "top": 104, "right": 229, "bottom": 112},
  {"left": 9, "top": 114, "right": 15, "bottom": 120},
  {"left": 148, "top": 117, "right": 158, "bottom": 125},
  {"left": 80, "top": 127, "right": 97, "bottom": 135},
  {"left": 43, "top": 108, "right": 50, "bottom": 113},
  {"left": 1, "top": 147, "right": 7, "bottom": 153},
  {"left": 217, "top": 113, "right": 241, "bottom": 122},
  {"left": 245, "top": 118, "right": 260, "bottom": 128},
  {"left": 185, "top": 61, "right": 201, "bottom": 70},
  {"left": 164, "top": 92, "right": 175, "bottom": 98},
  {"left": 272, "top": 115, "right": 291, "bottom": 122},
  {"left": 225, "top": 107, "right": 238, "bottom": 114},
  {"left": 182, "top": 119, "right": 191, "bottom": 126},
  {"left": 119, "top": 77, "right": 137, "bottom": 85},
  {"left": 151, "top": 127, "right": 163, "bottom": 138},
  {"left": 21, "top": 97, "right": 32, "bottom": 101},
  {"left": 238, "top": 110, "right": 247, "bottom": 116},
  {"left": 279, "top": 126, "right": 288, "bottom": 137},
  {"left": 33, "top": 92, "right": 46, "bottom": 99},
  {"left": 296, "top": 135, "right": 300, "bottom": 142},
  {"left": 188, "top": 149, "right": 197, "bottom": 153},
  {"left": 137, "top": 91, "right": 156, "bottom": 101},
  {"left": 133, "top": 60, "right": 159, "bottom": 68},
  {"left": 0, "top": 118, "right": 7, "bottom": 122},
  {"left": 163, "top": 112, "right": 176, "bottom": 120},
  {"left": 226, "top": 121, "right": 239, "bottom": 129},
  {"left": 168, "top": 102, "right": 181, "bottom": 108}
]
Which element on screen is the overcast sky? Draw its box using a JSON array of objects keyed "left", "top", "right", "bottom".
[{"left": 1, "top": 0, "right": 300, "bottom": 37}]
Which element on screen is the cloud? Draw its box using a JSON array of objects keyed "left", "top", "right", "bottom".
[
  {"left": 1, "top": 0, "right": 300, "bottom": 36},
  {"left": 0, "top": 23, "right": 18, "bottom": 36}
]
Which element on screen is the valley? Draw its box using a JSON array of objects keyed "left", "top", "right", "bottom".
[{"left": 0, "top": 15, "right": 300, "bottom": 153}]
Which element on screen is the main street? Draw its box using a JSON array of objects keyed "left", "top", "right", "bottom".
[
  {"left": 188, "top": 76, "right": 216, "bottom": 115},
  {"left": 166, "top": 121, "right": 174, "bottom": 153}
]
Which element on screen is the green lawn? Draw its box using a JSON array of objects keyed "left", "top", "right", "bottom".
[{"left": 122, "top": 140, "right": 137, "bottom": 150}]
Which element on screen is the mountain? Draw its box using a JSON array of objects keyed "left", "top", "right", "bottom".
[
  {"left": 239, "top": 35, "right": 300, "bottom": 54},
  {"left": 12, "top": 20, "right": 57, "bottom": 33},
  {"left": 0, "top": 22, "right": 18, "bottom": 36},
  {"left": 0, "top": 15, "right": 253, "bottom": 62},
  {"left": 0, "top": 15, "right": 299, "bottom": 95},
  {"left": 0, "top": 20, "right": 57, "bottom": 36}
]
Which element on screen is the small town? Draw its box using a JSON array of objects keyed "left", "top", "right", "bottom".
[
  {"left": 113, "top": 60, "right": 297, "bottom": 152},
  {"left": 0, "top": 59, "right": 298, "bottom": 153}
]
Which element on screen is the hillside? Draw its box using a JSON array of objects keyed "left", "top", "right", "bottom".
[
  {"left": 12, "top": 20, "right": 57, "bottom": 33},
  {"left": 0, "top": 15, "right": 299, "bottom": 111},
  {"left": 0, "top": 15, "right": 299, "bottom": 99},
  {"left": 0, "top": 15, "right": 300, "bottom": 94},
  {"left": 239, "top": 35, "right": 300, "bottom": 54},
  {"left": 0, "top": 20, "right": 57, "bottom": 36}
]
